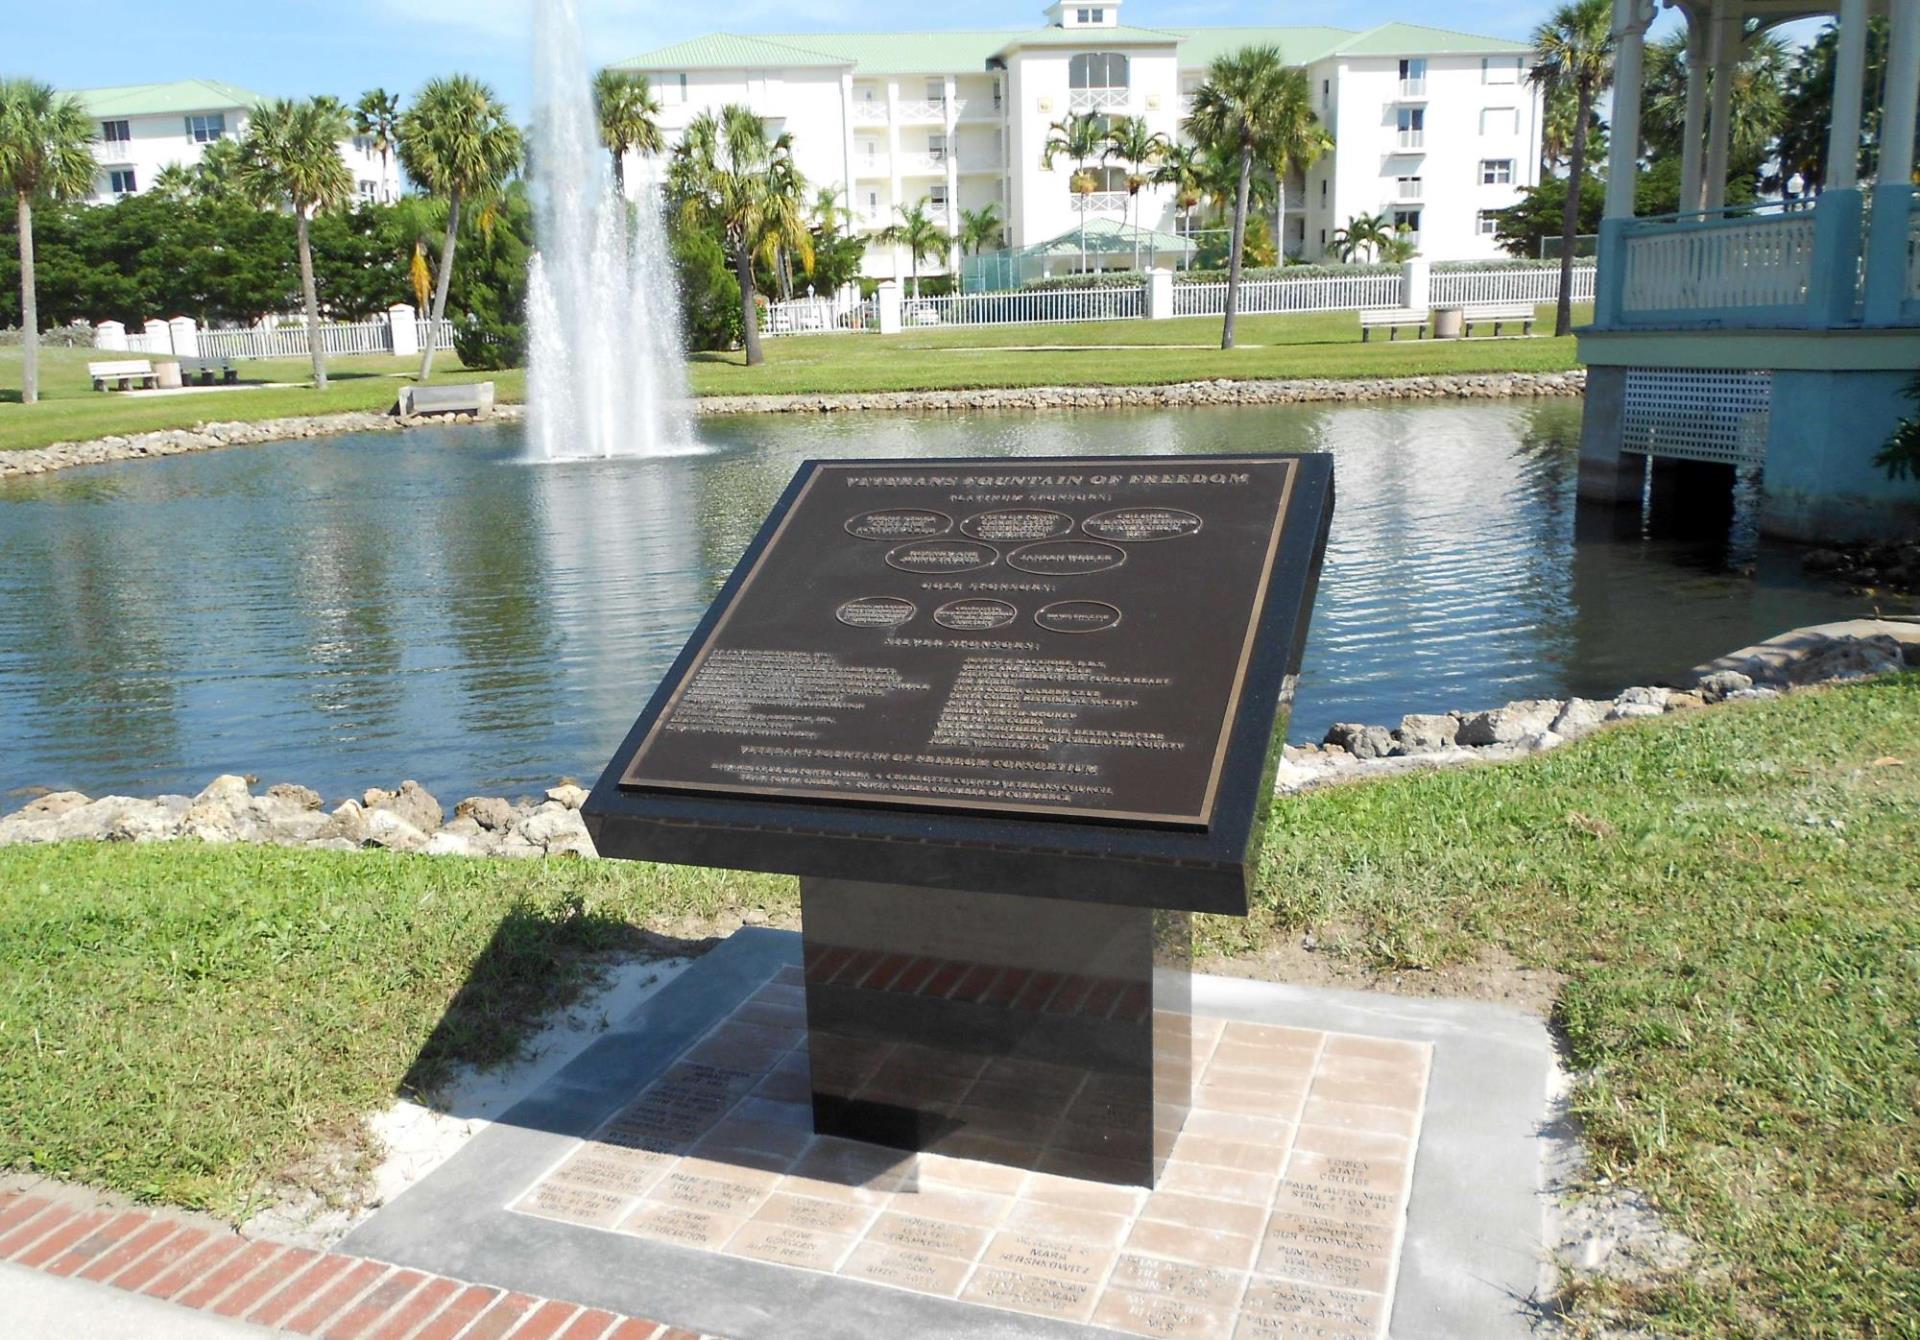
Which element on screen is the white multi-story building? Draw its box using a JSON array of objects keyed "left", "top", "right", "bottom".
[
  {"left": 71, "top": 79, "right": 401, "bottom": 207},
  {"left": 614, "top": 3, "right": 1542, "bottom": 280}
]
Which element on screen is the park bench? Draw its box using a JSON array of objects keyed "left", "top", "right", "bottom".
[
  {"left": 395, "top": 381, "right": 495, "bottom": 420},
  {"left": 175, "top": 356, "right": 239, "bottom": 385},
  {"left": 1461, "top": 303, "right": 1537, "bottom": 337},
  {"left": 1358, "top": 309, "right": 1429, "bottom": 341},
  {"left": 88, "top": 358, "right": 158, "bottom": 391}
]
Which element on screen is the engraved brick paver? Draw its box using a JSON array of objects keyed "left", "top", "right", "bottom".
[{"left": 508, "top": 978, "right": 1433, "bottom": 1340}]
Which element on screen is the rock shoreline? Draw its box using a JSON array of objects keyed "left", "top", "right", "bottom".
[
  {"left": 4, "top": 624, "right": 1907, "bottom": 860},
  {"left": 0, "top": 370, "right": 1583, "bottom": 480}
]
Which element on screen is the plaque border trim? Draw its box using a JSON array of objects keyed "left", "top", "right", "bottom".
[{"left": 616, "top": 456, "right": 1297, "bottom": 831}]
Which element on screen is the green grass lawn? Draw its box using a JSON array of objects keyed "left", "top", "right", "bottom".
[
  {"left": 1, "top": 303, "right": 1588, "bottom": 453},
  {"left": 0, "top": 674, "right": 1912, "bottom": 1334}
]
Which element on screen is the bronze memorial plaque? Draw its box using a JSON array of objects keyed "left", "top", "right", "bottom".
[{"left": 618, "top": 456, "right": 1302, "bottom": 829}]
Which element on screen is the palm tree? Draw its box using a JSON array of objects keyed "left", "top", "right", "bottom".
[
  {"left": 353, "top": 89, "right": 401, "bottom": 201},
  {"left": 592, "top": 69, "right": 663, "bottom": 194},
  {"left": 1260, "top": 68, "right": 1332, "bottom": 262},
  {"left": 1102, "top": 116, "right": 1168, "bottom": 271},
  {"left": 1530, "top": 0, "right": 1615, "bottom": 336},
  {"left": 812, "top": 185, "right": 854, "bottom": 237},
  {"left": 151, "top": 162, "right": 197, "bottom": 201},
  {"left": 668, "top": 104, "right": 813, "bottom": 367},
  {"left": 959, "top": 203, "right": 1003, "bottom": 255},
  {"left": 0, "top": 80, "right": 95, "bottom": 406},
  {"left": 1184, "top": 45, "right": 1293, "bottom": 350},
  {"left": 1154, "top": 143, "right": 1206, "bottom": 240},
  {"left": 1379, "top": 226, "right": 1419, "bottom": 264},
  {"left": 1043, "top": 111, "right": 1106, "bottom": 272},
  {"left": 1331, "top": 212, "right": 1392, "bottom": 262},
  {"left": 881, "top": 198, "right": 951, "bottom": 299},
  {"left": 397, "top": 75, "right": 523, "bottom": 381},
  {"left": 236, "top": 97, "right": 354, "bottom": 391}
]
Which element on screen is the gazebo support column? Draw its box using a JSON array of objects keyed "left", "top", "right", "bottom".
[
  {"left": 1702, "top": 0, "right": 1738, "bottom": 212},
  {"left": 1863, "top": 0, "right": 1920, "bottom": 325},
  {"left": 1679, "top": 13, "right": 1709, "bottom": 211},
  {"left": 1808, "top": 0, "right": 1870, "bottom": 325}
]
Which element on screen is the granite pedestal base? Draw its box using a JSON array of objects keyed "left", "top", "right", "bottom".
[{"left": 800, "top": 879, "right": 1191, "bottom": 1188}]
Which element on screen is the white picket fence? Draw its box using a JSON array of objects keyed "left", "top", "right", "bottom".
[
  {"left": 900, "top": 286, "right": 1146, "bottom": 327},
  {"left": 760, "top": 296, "right": 877, "bottom": 335},
  {"left": 1430, "top": 262, "right": 1596, "bottom": 306},
  {"left": 190, "top": 319, "right": 455, "bottom": 360},
  {"left": 1172, "top": 273, "right": 1404, "bottom": 317}
]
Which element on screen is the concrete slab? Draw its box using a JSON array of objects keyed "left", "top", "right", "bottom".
[{"left": 340, "top": 929, "right": 1555, "bottom": 1339}]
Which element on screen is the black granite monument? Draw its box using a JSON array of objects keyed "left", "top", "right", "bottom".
[{"left": 585, "top": 454, "right": 1333, "bottom": 1187}]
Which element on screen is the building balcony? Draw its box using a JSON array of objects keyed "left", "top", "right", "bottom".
[
  {"left": 851, "top": 101, "right": 887, "bottom": 125},
  {"left": 1069, "top": 88, "right": 1130, "bottom": 114},
  {"left": 1396, "top": 77, "right": 1428, "bottom": 99},
  {"left": 954, "top": 98, "right": 1002, "bottom": 122},
  {"left": 1396, "top": 129, "right": 1425, "bottom": 151},
  {"left": 956, "top": 153, "right": 1003, "bottom": 174},
  {"left": 897, "top": 151, "right": 951, "bottom": 175},
  {"left": 1072, "top": 190, "right": 1128, "bottom": 212},
  {"left": 895, "top": 98, "right": 949, "bottom": 123},
  {"left": 1393, "top": 180, "right": 1424, "bottom": 203},
  {"left": 853, "top": 158, "right": 889, "bottom": 179}
]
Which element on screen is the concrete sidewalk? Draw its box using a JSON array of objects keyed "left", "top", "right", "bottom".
[{"left": 1, "top": 1260, "right": 278, "bottom": 1337}]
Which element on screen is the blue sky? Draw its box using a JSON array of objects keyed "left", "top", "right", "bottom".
[{"left": 13, "top": 0, "right": 1686, "bottom": 116}]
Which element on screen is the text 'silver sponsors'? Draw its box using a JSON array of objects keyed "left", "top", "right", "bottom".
[{"left": 621, "top": 459, "right": 1298, "bottom": 828}]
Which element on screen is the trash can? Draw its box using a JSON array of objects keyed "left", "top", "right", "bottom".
[
  {"left": 1432, "top": 305, "right": 1465, "bottom": 339},
  {"left": 154, "top": 361, "right": 183, "bottom": 389}
]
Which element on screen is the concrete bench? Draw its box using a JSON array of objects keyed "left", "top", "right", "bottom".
[
  {"left": 175, "top": 356, "right": 239, "bottom": 386},
  {"left": 396, "top": 381, "right": 495, "bottom": 420},
  {"left": 1359, "top": 309, "right": 1429, "bottom": 341},
  {"left": 88, "top": 359, "right": 157, "bottom": 391},
  {"left": 1462, "top": 303, "right": 1537, "bottom": 337}
]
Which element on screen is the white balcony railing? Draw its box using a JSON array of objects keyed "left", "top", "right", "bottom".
[
  {"left": 895, "top": 98, "right": 948, "bottom": 122},
  {"left": 1072, "top": 190, "right": 1128, "bottom": 212},
  {"left": 956, "top": 153, "right": 1003, "bottom": 173},
  {"left": 851, "top": 101, "right": 887, "bottom": 124},
  {"left": 897, "top": 151, "right": 950, "bottom": 174},
  {"left": 1398, "top": 77, "right": 1428, "bottom": 98},
  {"left": 1397, "top": 129, "right": 1425, "bottom": 150},
  {"left": 953, "top": 98, "right": 1001, "bottom": 121},
  {"left": 1069, "top": 88, "right": 1130, "bottom": 113},
  {"left": 1394, "top": 180, "right": 1424, "bottom": 201},
  {"left": 853, "top": 156, "right": 887, "bottom": 178},
  {"left": 1620, "top": 208, "right": 1817, "bottom": 321}
]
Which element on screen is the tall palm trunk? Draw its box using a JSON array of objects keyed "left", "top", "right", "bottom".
[
  {"left": 16, "top": 193, "right": 37, "bottom": 406},
  {"left": 1275, "top": 172, "right": 1288, "bottom": 261},
  {"left": 1555, "top": 82, "right": 1592, "bottom": 338},
  {"left": 611, "top": 149, "right": 625, "bottom": 195},
  {"left": 1130, "top": 186, "right": 1141, "bottom": 271},
  {"left": 1223, "top": 144, "right": 1253, "bottom": 351},
  {"left": 735, "top": 243, "right": 763, "bottom": 367},
  {"left": 295, "top": 210, "right": 329, "bottom": 390},
  {"left": 419, "top": 187, "right": 462, "bottom": 382}
]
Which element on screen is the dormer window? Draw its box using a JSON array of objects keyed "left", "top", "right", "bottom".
[{"left": 1048, "top": 0, "right": 1118, "bottom": 28}]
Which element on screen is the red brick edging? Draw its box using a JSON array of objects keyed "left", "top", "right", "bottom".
[{"left": 0, "top": 1189, "right": 713, "bottom": 1340}]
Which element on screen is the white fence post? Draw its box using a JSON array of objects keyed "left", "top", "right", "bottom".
[
  {"left": 1401, "top": 258, "right": 1431, "bottom": 311},
  {"left": 142, "top": 318, "right": 174, "bottom": 355},
  {"left": 388, "top": 304, "right": 419, "bottom": 358},
  {"left": 167, "top": 316, "right": 199, "bottom": 358},
  {"left": 876, "top": 281, "right": 903, "bottom": 335},
  {"left": 1147, "top": 270, "right": 1174, "bottom": 321},
  {"left": 94, "top": 320, "right": 127, "bottom": 351}
]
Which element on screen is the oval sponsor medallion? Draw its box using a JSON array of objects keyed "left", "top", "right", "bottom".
[
  {"left": 1034, "top": 600, "right": 1122, "bottom": 633},
  {"left": 959, "top": 508, "right": 1075, "bottom": 543},
  {"left": 1081, "top": 506, "right": 1204, "bottom": 542},
  {"left": 844, "top": 508, "right": 953, "bottom": 541},
  {"left": 1005, "top": 539, "right": 1127, "bottom": 576},
  {"left": 835, "top": 596, "right": 917, "bottom": 628},
  {"left": 932, "top": 598, "right": 1018, "bottom": 631},
  {"left": 884, "top": 539, "right": 999, "bottom": 574}
]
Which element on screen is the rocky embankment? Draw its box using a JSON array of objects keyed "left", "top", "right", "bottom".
[
  {"left": 4, "top": 624, "right": 1908, "bottom": 858},
  {"left": 1803, "top": 538, "right": 1920, "bottom": 597},
  {"left": 0, "top": 371, "right": 1581, "bottom": 480}
]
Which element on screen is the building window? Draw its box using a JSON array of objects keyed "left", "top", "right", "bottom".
[
  {"left": 928, "top": 132, "right": 948, "bottom": 161},
  {"left": 1395, "top": 174, "right": 1422, "bottom": 199},
  {"left": 1398, "top": 58, "right": 1427, "bottom": 95},
  {"left": 1393, "top": 207, "right": 1421, "bottom": 235},
  {"left": 1320, "top": 178, "right": 1327, "bottom": 203},
  {"left": 1074, "top": 6, "right": 1105, "bottom": 21},
  {"left": 1480, "top": 158, "right": 1514, "bottom": 185},
  {"left": 993, "top": 77, "right": 1003, "bottom": 110},
  {"left": 101, "top": 119, "right": 130, "bottom": 143},
  {"left": 675, "top": 73, "right": 688, "bottom": 103},
  {"left": 1068, "top": 52, "right": 1129, "bottom": 90},
  {"left": 1482, "top": 56, "right": 1521, "bottom": 85},
  {"left": 1320, "top": 228, "right": 1327, "bottom": 246},
  {"left": 930, "top": 183, "right": 949, "bottom": 210},
  {"left": 1481, "top": 107, "right": 1519, "bottom": 135},
  {"left": 108, "top": 167, "right": 137, "bottom": 196},
  {"left": 1321, "top": 78, "right": 1329, "bottom": 107},
  {"left": 1396, "top": 106, "right": 1424, "bottom": 148},
  {"left": 185, "top": 113, "right": 226, "bottom": 143},
  {"left": 1477, "top": 210, "right": 1501, "bottom": 236},
  {"left": 359, "top": 179, "right": 379, "bottom": 199}
]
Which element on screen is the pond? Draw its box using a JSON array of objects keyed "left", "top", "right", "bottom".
[{"left": 2, "top": 400, "right": 1903, "bottom": 803}]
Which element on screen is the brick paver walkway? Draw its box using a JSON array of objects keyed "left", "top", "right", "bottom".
[{"left": 0, "top": 1188, "right": 711, "bottom": 1340}]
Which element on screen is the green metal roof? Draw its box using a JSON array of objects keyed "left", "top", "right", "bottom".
[
  {"left": 71, "top": 79, "right": 263, "bottom": 118},
  {"left": 1329, "top": 23, "right": 1533, "bottom": 57},
  {"left": 1020, "top": 217, "right": 1195, "bottom": 257},
  {"left": 617, "top": 20, "right": 1531, "bottom": 76}
]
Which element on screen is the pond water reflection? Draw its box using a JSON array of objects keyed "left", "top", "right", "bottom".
[{"left": 1, "top": 400, "right": 1902, "bottom": 802}]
